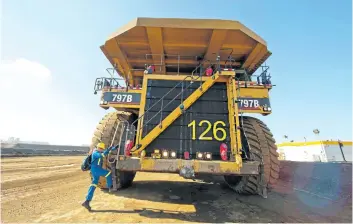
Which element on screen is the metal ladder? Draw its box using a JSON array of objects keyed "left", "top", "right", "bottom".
[{"left": 107, "top": 120, "right": 136, "bottom": 191}]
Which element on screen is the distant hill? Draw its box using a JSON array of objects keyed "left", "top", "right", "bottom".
[{"left": 1, "top": 142, "right": 89, "bottom": 157}]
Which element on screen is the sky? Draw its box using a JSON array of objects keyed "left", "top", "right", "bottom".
[{"left": 0, "top": 0, "right": 352, "bottom": 145}]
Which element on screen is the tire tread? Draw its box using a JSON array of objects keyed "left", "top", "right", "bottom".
[{"left": 224, "top": 116, "right": 280, "bottom": 194}]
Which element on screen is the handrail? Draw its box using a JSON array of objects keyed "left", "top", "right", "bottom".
[
  {"left": 233, "top": 69, "right": 251, "bottom": 82},
  {"left": 254, "top": 66, "right": 271, "bottom": 85},
  {"left": 142, "top": 75, "right": 202, "bottom": 126},
  {"left": 145, "top": 54, "right": 181, "bottom": 74},
  {"left": 131, "top": 75, "right": 198, "bottom": 126},
  {"left": 134, "top": 74, "right": 205, "bottom": 146},
  {"left": 191, "top": 59, "right": 216, "bottom": 91},
  {"left": 94, "top": 66, "right": 145, "bottom": 93},
  {"left": 191, "top": 60, "right": 212, "bottom": 77},
  {"left": 221, "top": 48, "right": 236, "bottom": 69},
  {"left": 93, "top": 77, "right": 143, "bottom": 93},
  {"left": 136, "top": 59, "right": 216, "bottom": 128},
  {"left": 130, "top": 75, "right": 202, "bottom": 147},
  {"left": 232, "top": 66, "right": 271, "bottom": 84},
  {"left": 130, "top": 59, "right": 221, "bottom": 146}
]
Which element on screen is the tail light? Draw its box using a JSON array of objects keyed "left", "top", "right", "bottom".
[
  {"left": 196, "top": 152, "right": 204, "bottom": 159},
  {"left": 162, "top": 149, "right": 169, "bottom": 158},
  {"left": 170, "top": 151, "right": 177, "bottom": 158},
  {"left": 184, "top": 151, "right": 190, "bottom": 160},
  {"left": 204, "top": 152, "right": 212, "bottom": 160},
  {"left": 124, "top": 140, "right": 133, "bottom": 156},
  {"left": 220, "top": 143, "right": 228, "bottom": 161}
]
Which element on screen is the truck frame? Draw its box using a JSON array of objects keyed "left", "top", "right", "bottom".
[{"left": 91, "top": 18, "right": 279, "bottom": 197}]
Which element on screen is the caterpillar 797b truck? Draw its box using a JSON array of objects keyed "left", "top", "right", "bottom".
[{"left": 92, "top": 17, "right": 279, "bottom": 197}]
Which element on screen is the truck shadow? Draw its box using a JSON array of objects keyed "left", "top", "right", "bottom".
[
  {"left": 94, "top": 171, "right": 353, "bottom": 223},
  {"left": 95, "top": 177, "right": 287, "bottom": 223}
]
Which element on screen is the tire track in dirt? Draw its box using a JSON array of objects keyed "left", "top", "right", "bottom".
[
  {"left": 1, "top": 156, "right": 352, "bottom": 223},
  {"left": 1, "top": 156, "right": 89, "bottom": 222}
]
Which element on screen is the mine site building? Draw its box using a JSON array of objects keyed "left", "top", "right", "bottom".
[{"left": 277, "top": 141, "right": 352, "bottom": 162}]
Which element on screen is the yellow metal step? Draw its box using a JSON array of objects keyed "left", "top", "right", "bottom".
[{"left": 131, "top": 72, "right": 221, "bottom": 155}]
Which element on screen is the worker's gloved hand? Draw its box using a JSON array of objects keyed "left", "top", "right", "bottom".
[{"left": 110, "top": 145, "right": 119, "bottom": 151}]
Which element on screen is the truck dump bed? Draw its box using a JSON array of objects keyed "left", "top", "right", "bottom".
[{"left": 100, "top": 17, "right": 271, "bottom": 79}]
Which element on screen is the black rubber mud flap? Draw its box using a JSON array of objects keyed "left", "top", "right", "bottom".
[{"left": 257, "top": 164, "right": 268, "bottom": 198}]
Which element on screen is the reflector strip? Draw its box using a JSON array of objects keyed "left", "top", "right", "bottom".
[
  {"left": 90, "top": 184, "right": 97, "bottom": 187},
  {"left": 105, "top": 171, "right": 111, "bottom": 177}
]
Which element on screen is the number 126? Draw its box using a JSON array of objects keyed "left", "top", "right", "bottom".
[{"left": 188, "top": 120, "right": 227, "bottom": 141}]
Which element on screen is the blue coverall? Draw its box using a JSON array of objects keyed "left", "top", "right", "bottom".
[{"left": 85, "top": 146, "right": 115, "bottom": 201}]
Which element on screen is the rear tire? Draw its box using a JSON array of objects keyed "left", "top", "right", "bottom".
[
  {"left": 224, "top": 116, "right": 280, "bottom": 195},
  {"left": 90, "top": 111, "right": 136, "bottom": 189}
]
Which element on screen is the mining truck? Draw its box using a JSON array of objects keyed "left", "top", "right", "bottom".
[{"left": 92, "top": 18, "right": 279, "bottom": 197}]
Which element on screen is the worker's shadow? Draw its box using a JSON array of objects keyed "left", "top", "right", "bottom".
[{"left": 92, "top": 175, "right": 260, "bottom": 223}]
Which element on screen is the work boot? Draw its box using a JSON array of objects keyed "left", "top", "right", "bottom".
[{"left": 81, "top": 200, "right": 91, "bottom": 211}]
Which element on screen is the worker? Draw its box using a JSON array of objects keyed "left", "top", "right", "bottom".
[
  {"left": 205, "top": 66, "right": 213, "bottom": 76},
  {"left": 143, "top": 64, "right": 149, "bottom": 74},
  {"left": 144, "top": 64, "right": 154, "bottom": 74},
  {"left": 150, "top": 65, "right": 155, "bottom": 73},
  {"left": 81, "top": 142, "right": 117, "bottom": 211}
]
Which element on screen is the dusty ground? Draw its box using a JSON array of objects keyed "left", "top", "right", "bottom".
[{"left": 1, "top": 156, "right": 352, "bottom": 223}]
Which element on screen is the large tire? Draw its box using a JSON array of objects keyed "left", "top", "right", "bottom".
[
  {"left": 224, "top": 116, "right": 280, "bottom": 195},
  {"left": 90, "top": 111, "right": 136, "bottom": 189}
]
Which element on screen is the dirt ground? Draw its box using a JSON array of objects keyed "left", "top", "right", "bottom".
[{"left": 1, "top": 156, "right": 352, "bottom": 223}]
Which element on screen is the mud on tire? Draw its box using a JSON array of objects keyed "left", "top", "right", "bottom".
[
  {"left": 90, "top": 111, "right": 136, "bottom": 189},
  {"left": 224, "top": 116, "right": 280, "bottom": 195}
]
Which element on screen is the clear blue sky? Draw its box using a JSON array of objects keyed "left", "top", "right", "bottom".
[{"left": 1, "top": 0, "right": 352, "bottom": 145}]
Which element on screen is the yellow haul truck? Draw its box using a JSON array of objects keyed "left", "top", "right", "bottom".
[{"left": 92, "top": 18, "right": 279, "bottom": 197}]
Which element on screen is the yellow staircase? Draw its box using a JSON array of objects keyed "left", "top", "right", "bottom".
[{"left": 131, "top": 72, "right": 221, "bottom": 155}]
